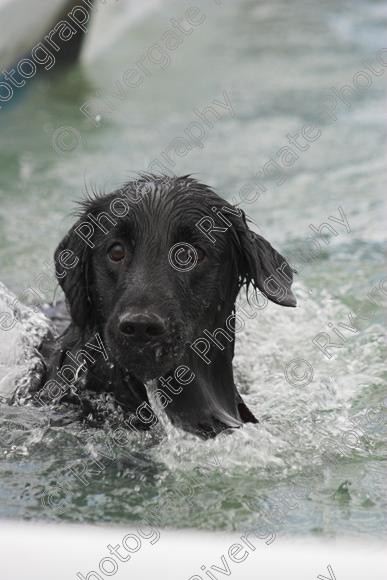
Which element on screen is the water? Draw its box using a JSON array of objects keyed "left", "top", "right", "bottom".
[{"left": 0, "top": 0, "right": 386, "bottom": 538}]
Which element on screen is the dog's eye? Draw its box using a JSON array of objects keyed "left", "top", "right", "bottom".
[
  {"left": 195, "top": 247, "right": 206, "bottom": 262},
  {"left": 107, "top": 243, "right": 126, "bottom": 262},
  {"left": 179, "top": 246, "right": 206, "bottom": 263}
]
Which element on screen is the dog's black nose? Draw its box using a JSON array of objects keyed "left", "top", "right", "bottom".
[{"left": 118, "top": 312, "right": 167, "bottom": 341}]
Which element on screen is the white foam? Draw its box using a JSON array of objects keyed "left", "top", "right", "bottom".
[{"left": 0, "top": 282, "right": 49, "bottom": 399}]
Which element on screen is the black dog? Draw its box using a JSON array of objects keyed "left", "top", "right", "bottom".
[{"left": 35, "top": 175, "right": 296, "bottom": 438}]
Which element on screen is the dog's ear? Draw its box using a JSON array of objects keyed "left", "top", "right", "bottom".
[
  {"left": 54, "top": 218, "right": 93, "bottom": 329},
  {"left": 233, "top": 211, "right": 296, "bottom": 307}
]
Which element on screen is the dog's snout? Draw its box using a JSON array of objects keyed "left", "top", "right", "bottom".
[{"left": 118, "top": 312, "right": 167, "bottom": 341}]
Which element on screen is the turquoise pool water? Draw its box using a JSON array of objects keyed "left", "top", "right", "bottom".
[{"left": 0, "top": 0, "right": 386, "bottom": 538}]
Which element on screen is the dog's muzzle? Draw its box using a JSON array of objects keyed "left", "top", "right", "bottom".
[{"left": 105, "top": 309, "right": 186, "bottom": 380}]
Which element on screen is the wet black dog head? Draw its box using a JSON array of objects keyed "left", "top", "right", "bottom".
[{"left": 54, "top": 175, "right": 296, "bottom": 435}]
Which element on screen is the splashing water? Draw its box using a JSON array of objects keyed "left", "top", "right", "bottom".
[{"left": 0, "top": 277, "right": 385, "bottom": 536}]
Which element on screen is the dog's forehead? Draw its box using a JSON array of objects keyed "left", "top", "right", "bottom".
[
  {"left": 125, "top": 176, "right": 222, "bottom": 224},
  {"left": 84, "top": 176, "right": 232, "bottom": 238}
]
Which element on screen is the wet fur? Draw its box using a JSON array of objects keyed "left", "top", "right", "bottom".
[{"left": 40, "top": 175, "right": 296, "bottom": 437}]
